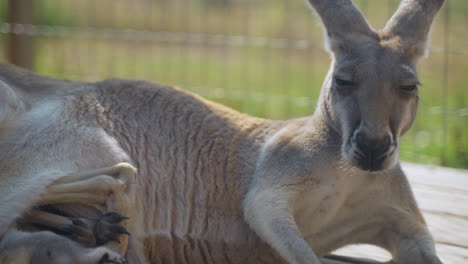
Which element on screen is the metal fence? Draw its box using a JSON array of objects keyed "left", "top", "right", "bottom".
[{"left": 0, "top": 0, "right": 467, "bottom": 168}]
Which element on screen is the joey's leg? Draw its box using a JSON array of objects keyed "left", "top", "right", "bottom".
[
  {"left": 39, "top": 163, "right": 136, "bottom": 208},
  {"left": 27, "top": 163, "right": 137, "bottom": 255},
  {"left": 20, "top": 208, "right": 130, "bottom": 247},
  {"left": 19, "top": 208, "right": 95, "bottom": 245},
  {"left": 244, "top": 186, "right": 322, "bottom": 264}
]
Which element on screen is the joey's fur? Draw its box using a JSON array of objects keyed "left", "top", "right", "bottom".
[{"left": 0, "top": 0, "right": 444, "bottom": 263}]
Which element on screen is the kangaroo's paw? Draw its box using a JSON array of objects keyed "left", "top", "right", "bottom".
[
  {"left": 16, "top": 163, "right": 137, "bottom": 255},
  {"left": 19, "top": 207, "right": 96, "bottom": 246},
  {"left": 19, "top": 207, "right": 130, "bottom": 248}
]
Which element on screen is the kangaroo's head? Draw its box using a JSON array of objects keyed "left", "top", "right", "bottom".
[{"left": 308, "top": 0, "right": 444, "bottom": 171}]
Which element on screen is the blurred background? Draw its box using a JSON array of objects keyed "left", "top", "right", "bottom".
[{"left": 0, "top": 0, "right": 466, "bottom": 168}]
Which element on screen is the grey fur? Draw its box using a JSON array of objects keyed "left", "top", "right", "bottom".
[{"left": 0, "top": 0, "right": 445, "bottom": 263}]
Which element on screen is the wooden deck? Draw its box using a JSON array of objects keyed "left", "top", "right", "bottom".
[{"left": 322, "top": 162, "right": 468, "bottom": 264}]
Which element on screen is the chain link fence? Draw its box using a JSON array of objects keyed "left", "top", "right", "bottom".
[{"left": 0, "top": 0, "right": 467, "bottom": 168}]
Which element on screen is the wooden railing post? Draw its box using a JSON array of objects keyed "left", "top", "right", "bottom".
[{"left": 7, "top": 0, "right": 34, "bottom": 70}]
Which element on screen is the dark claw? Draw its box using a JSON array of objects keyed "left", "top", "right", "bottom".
[
  {"left": 60, "top": 224, "right": 76, "bottom": 234},
  {"left": 110, "top": 225, "right": 131, "bottom": 236},
  {"left": 57, "top": 222, "right": 96, "bottom": 246},
  {"left": 104, "top": 232, "right": 120, "bottom": 243},
  {"left": 94, "top": 213, "right": 131, "bottom": 245},
  {"left": 102, "top": 212, "right": 130, "bottom": 223},
  {"left": 26, "top": 207, "right": 129, "bottom": 248},
  {"left": 70, "top": 218, "right": 86, "bottom": 227}
]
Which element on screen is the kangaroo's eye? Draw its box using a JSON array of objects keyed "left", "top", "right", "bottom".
[
  {"left": 334, "top": 78, "right": 355, "bottom": 86},
  {"left": 400, "top": 85, "right": 418, "bottom": 92}
]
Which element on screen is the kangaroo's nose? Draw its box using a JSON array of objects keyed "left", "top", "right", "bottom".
[
  {"left": 355, "top": 131, "right": 391, "bottom": 155},
  {"left": 354, "top": 130, "right": 392, "bottom": 171}
]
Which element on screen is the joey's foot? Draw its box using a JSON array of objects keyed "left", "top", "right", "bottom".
[
  {"left": 60, "top": 217, "right": 97, "bottom": 246},
  {"left": 66, "top": 212, "right": 130, "bottom": 246},
  {"left": 93, "top": 212, "right": 130, "bottom": 245},
  {"left": 20, "top": 207, "right": 131, "bottom": 247}
]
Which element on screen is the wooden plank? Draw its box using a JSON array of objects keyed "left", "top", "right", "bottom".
[
  {"left": 403, "top": 162, "right": 468, "bottom": 191},
  {"left": 424, "top": 211, "right": 468, "bottom": 248},
  {"left": 413, "top": 186, "right": 468, "bottom": 217},
  {"left": 435, "top": 243, "right": 468, "bottom": 264}
]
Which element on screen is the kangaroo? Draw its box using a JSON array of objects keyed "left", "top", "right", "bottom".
[{"left": 0, "top": 0, "right": 445, "bottom": 263}]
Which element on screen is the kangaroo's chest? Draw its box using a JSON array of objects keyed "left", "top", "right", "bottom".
[
  {"left": 293, "top": 171, "right": 384, "bottom": 255},
  {"left": 294, "top": 178, "right": 350, "bottom": 233}
]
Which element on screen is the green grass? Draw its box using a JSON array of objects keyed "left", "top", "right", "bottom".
[{"left": 1, "top": 0, "right": 467, "bottom": 168}]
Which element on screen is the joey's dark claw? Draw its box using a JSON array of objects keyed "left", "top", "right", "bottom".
[
  {"left": 23, "top": 207, "right": 130, "bottom": 247},
  {"left": 103, "top": 232, "right": 120, "bottom": 244},
  {"left": 94, "top": 212, "right": 131, "bottom": 246},
  {"left": 60, "top": 224, "right": 75, "bottom": 234},
  {"left": 71, "top": 218, "right": 86, "bottom": 227},
  {"left": 101, "top": 212, "right": 129, "bottom": 223},
  {"left": 57, "top": 221, "right": 97, "bottom": 246},
  {"left": 110, "top": 225, "right": 131, "bottom": 236}
]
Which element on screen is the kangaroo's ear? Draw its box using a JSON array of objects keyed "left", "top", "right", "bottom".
[
  {"left": 307, "top": 0, "right": 378, "bottom": 55},
  {"left": 382, "top": 0, "right": 445, "bottom": 62}
]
